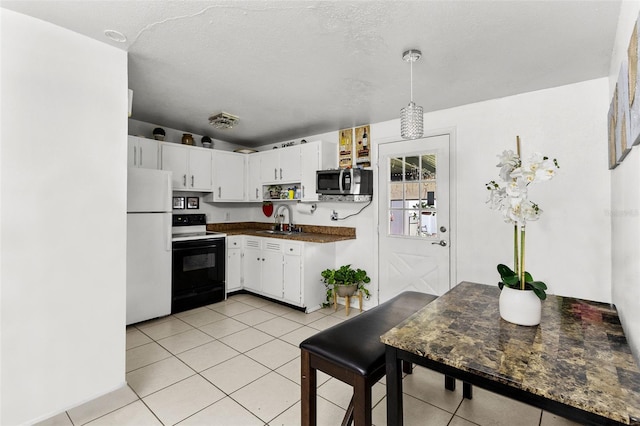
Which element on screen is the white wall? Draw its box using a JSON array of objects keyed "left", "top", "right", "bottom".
[
  {"left": 610, "top": 0, "right": 640, "bottom": 363},
  {"left": 409, "top": 79, "right": 611, "bottom": 303},
  {"left": 1, "top": 10, "right": 128, "bottom": 425},
  {"left": 252, "top": 79, "right": 611, "bottom": 307}
]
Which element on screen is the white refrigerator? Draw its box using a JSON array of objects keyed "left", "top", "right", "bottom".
[{"left": 126, "top": 168, "right": 172, "bottom": 325}]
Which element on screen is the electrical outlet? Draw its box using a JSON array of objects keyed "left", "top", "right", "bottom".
[
  {"left": 225, "top": 212, "right": 231, "bottom": 221},
  {"left": 331, "top": 210, "right": 338, "bottom": 221}
]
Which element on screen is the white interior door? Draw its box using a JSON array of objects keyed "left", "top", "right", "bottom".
[{"left": 378, "top": 134, "right": 451, "bottom": 302}]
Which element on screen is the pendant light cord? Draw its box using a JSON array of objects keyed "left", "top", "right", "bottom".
[{"left": 410, "top": 57, "right": 414, "bottom": 103}]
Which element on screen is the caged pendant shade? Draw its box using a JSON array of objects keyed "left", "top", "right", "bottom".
[{"left": 400, "top": 49, "right": 424, "bottom": 139}]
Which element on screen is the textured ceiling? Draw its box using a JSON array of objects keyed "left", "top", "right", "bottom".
[{"left": 1, "top": 1, "right": 622, "bottom": 147}]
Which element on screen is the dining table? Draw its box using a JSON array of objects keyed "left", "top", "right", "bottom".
[{"left": 381, "top": 281, "right": 640, "bottom": 426}]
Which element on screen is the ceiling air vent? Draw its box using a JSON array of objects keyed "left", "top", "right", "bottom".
[{"left": 208, "top": 112, "right": 239, "bottom": 129}]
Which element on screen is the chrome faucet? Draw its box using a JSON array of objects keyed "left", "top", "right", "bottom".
[{"left": 275, "top": 204, "right": 293, "bottom": 231}]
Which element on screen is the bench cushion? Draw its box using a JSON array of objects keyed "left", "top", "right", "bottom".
[{"left": 300, "top": 291, "right": 437, "bottom": 377}]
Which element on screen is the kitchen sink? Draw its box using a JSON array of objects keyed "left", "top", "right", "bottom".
[{"left": 256, "top": 229, "right": 300, "bottom": 236}]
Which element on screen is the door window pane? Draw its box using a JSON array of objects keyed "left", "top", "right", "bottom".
[
  {"left": 390, "top": 157, "right": 403, "bottom": 181},
  {"left": 389, "top": 209, "right": 404, "bottom": 235},
  {"left": 387, "top": 152, "right": 438, "bottom": 238},
  {"left": 405, "top": 156, "right": 420, "bottom": 181}
]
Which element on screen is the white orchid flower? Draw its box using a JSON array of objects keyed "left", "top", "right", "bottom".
[
  {"left": 521, "top": 202, "right": 541, "bottom": 222},
  {"left": 510, "top": 167, "right": 536, "bottom": 184},
  {"left": 497, "top": 150, "right": 519, "bottom": 167},
  {"left": 497, "top": 150, "right": 520, "bottom": 181},
  {"left": 505, "top": 179, "right": 527, "bottom": 199},
  {"left": 534, "top": 159, "right": 557, "bottom": 181},
  {"left": 489, "top": 146, "right": 558, "bottom": 226}
]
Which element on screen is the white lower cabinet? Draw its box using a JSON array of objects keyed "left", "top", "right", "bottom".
[
  {"left": 283, "top": 242, "right": 302, "bottom": 305},
  {"left": 238, "top": 236, "right": 335, "bottom": 312},
  {"left": 243, "top": 238, "right": 263, "bottom": 293},
  {"left": 261, "top": 241, "right": 284, "bottom": 298},
  {"left": 226, "top": 236, "right": 243, "bottom": 293}
]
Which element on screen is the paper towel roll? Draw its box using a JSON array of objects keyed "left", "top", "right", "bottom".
[{"left": 296, "top": 203, "right": 317, "bottom": 215}]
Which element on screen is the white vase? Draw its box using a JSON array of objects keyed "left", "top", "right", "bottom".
[{"left": 499, "top": 286, "right": 542, "bottom": 326}]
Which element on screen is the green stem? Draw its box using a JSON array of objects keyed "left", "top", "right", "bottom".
[
  {"left": 513, "top": 225, "right": 519, "bottom": 276},
  {"left": 520, "top": 226, "right": 526, "bottom": 290}
]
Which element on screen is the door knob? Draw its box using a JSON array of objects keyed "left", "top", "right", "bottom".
[{"left": 432, "top": 240, "right": 447, "bottom": 247}]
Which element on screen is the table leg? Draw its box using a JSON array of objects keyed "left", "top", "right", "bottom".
[
  {"left": 385, "top": 346, "right": 403, "bottom": 426},
  {"left": 358, "top": 291, "right": 363, "bottom": 312},
  {"left": 463, "top": 382, "right": 473, "bottom": 399},
  {"left": 333, "top": 291, "right": 337, "bottom": 312},
  {"left": 346, "top": 295, "right": 350, "bottom": 316},
  {"left": 445, "top": 375, "right": 456, "bottom": 391}
]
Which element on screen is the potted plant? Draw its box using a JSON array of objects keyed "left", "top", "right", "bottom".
[
  {"left": 485, "top": 136, "right": 559, "bottom": 326},
  {"left": 321, "top": 264, "right": 371, "bottom": 306}
]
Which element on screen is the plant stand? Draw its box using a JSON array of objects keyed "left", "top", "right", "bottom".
[{"left": 333, "top": 290, "right": 363, "bottom": 316}]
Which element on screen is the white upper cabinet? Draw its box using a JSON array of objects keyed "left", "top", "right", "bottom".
[
  {"left": 247, "top": 154, "right": 262, "bottom": 202},
  {"left": 300, "top": 140, "right": 338, "bottom": 201},
  {"left": 127, "top": 136, "right": 159, "bottom": 169},
  {"left": 260, "top": 146, "right": 301, "bottom": 183},
  {"left": 211, "top": 151, "right": 246, "bottom": 201},
  {"left": 279, "top": 146, "right": 301, "bottom": 182},
  {"left": 161, "top": 143, "right": 212, "bottom": 191}
]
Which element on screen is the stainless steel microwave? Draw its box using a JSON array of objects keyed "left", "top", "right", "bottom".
[{"left": 316, "top": 169, "right": 373, "bottom": 195}]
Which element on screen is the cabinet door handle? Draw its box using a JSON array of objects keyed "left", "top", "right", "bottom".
[
  {"left": 280, "top": 168, "right": 283, "bottom": 179},
  {"left": 302, "top": 185, "right": 305, "bottom": 198},
  {"left": 140, "top": 147, "right": 143, "bottom": 165},
  {"left": 191, "top": 175, "right": 195, "bottom": 187},
  {"left": 183, "top": 174, "right": 187, "bottom": 187},
  {"left": 218, "top": 186, "right": 222, "bottom": 197},
  {"left": 133, "top": 146, "right": 137, "bottom": 166},
  {"left": 274, "top": 168, "right": 278, "bottom": 180},
  {"left": 256, "top": 188, "right": 259, "bottom": 199}
]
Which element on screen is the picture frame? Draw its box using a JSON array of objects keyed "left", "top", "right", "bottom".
[
  {"left": 616, "top": 60, "right": 632, "bottom": 163},
  {"left": 187, "top": 197, "right": 199, "bottom": 209},
  {"left": 339, "top": 127, "right": 353, "bottom": 169},
  {"left": 628, "top": 15, "right": 640, "bottom": 146},
  {"left": 173, "top": 196, "right": 185, "bottom": 209},
  {"left": 355, "top": 125, "right": 371, "bottom": 167}
]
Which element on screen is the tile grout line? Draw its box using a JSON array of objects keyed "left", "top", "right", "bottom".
[{"left": 126, "top": 297, "right": 307, "bottom": 424}]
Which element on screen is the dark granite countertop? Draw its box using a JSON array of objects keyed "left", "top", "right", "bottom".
[
  {"left": 381, "top": 281, "right": 640, "bottom": 425},
  {"left": 206, "top": 222, "right": 356, "bottom": 243}
]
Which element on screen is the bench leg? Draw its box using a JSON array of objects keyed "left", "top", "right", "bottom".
[
  {"left": 342, "top": 396, "right": 355, "bottom": 426},
  {"left": 353, "top": 376, "right": 372, "bottom": 426},
  {"left": 301, "top": 350, "right": 317, "bottom": 426}
]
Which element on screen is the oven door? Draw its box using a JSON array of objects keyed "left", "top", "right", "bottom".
[{"left": 172, "top": 237, "right": 225, "bottom": 313}]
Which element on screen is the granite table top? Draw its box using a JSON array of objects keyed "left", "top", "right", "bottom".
[{"left": 380, "top": 281, "right": 640, "bottom": 425}]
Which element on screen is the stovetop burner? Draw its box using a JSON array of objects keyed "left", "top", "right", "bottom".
[{"left": 172, "top": 214, "right": 226, "bottom": 241}]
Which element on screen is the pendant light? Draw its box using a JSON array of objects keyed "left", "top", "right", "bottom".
[{"left": 400, "top": 49, "right": 424, "bottom": 139}]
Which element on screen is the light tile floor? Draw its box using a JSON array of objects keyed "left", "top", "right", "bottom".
[{"left": 38, "top": 294, "right": 581, "bottom": 426}]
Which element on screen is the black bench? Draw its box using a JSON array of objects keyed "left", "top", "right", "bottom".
[{"left": 300, "top": 291, "right": 440, "bottom": 426}]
